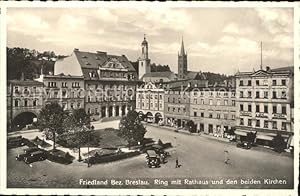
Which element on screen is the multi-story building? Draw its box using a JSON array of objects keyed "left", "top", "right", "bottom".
[
  {"left": 141, "top": 71, "right": 176, "bottom": 83},
  {"left": 7, "top": 79, "right": 44, "bottom": 130},
  {"left": 235, "top": 66, "right": 294, "bottom": 144},
  {"left": 164, "top": 88, "right": 191, "bottom": 128},
  {"left": 189, "top": 87, "right": 236, "bottom": 135},
  {"left": 136, "top": 82, "right": 164, "bottom": 123},
  {"left": 35, "top": 74, "right": 85, "bottom": 111},
  {"left": 54, "top": 48, "right": 139, "bottom": 121}
]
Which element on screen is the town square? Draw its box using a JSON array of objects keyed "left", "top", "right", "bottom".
[{"left": 4, "top": 5, "right": 295, "bottom": 190}]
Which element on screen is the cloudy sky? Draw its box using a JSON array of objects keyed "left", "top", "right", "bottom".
[{"left": 7, "top": 7, "right": 293, "bottom": 75}]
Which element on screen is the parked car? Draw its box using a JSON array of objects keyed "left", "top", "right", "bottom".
[
  {"left": 24, "top": 150, "right": 47, "bottom": 164},
  {"left": 145, "top": 150, "right": 160, "bottom": 168},
  {"left": 24, "top": 147, "right": 40, "bottom": 154},
  {"left": 236, "top": 141, "right": 251, "bottom": 149}
]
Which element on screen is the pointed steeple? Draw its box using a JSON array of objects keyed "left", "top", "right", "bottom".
[{"left": 180, "top": 36, "right": 185, "bottom": 56}]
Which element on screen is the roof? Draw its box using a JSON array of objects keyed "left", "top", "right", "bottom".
[
  {"left": 187, "top": 71, "right": 207, "bottom": 80},
  {"left": 8, "top": 80, "right": 43, "bottom": 86},
  {"left": 236, "top": 66, "right": 294, "bottom": 77},
  {"left": 270, "top": 66, "right": 294, "bottom": 73},
  {"left": 142, "top": 71, "right": 175, "bottom": 79}
]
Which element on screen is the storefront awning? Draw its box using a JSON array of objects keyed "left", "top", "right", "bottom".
[
  {"left": 235, "top": 130, "right": 248, "bottom": 136},
  {"left": 256, "top": 134, "right": 274, "bottom": 141}
]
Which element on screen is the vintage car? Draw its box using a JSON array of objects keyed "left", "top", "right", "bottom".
[
  {"left": 145, "top": 150, "right": 160, "bottom": 168},
  {"left": 236, "top": 141, "right": 252, "bottom": 149},
  {"left": 24, "top": 150, "right": 47, "bottom": 164},
  {"left": 16, "top": 147, "right": 41, "bottom": 161}
]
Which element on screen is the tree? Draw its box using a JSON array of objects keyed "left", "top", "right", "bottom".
[
  {"left": 119, "top": 111, "right": 147, "bottom": 147},
  {"left": 63, "top": 108, "right": 91, "bottom": 161},
  {"left": 186, "top": 120, "right": 197, "bottom": 133},
  {"left": 38, "top": 102, "right": 66, "bottom": 150},
  {"left": 272, "top": 134, "right": 285, "bottom": 153}
]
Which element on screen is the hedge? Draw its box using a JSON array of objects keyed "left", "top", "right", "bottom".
[
  {"left": 47, "top": 149, "right": 74, "bottom": 164},
  {"left": 85, "top": 151, "right": 140, "bottom": 165}
]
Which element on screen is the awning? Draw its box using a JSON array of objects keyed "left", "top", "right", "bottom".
[
  {"left": 256, "top": 134, "right": 274, "bottom": 141},
  {"left": 235, "top": 130, "right": 248, "bottom": 136}
]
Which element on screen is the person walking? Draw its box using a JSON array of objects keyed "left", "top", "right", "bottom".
[
  {"left": 175, "top": 157, "right": 179, "bottom": 168},
  {"left": 224, "top": 150, "right": 229, "bottom": 164}
]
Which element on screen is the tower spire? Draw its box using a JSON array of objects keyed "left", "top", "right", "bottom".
[
  {"left": 260, "top": 41, "right": 263, "bottom": 70},
  {"left": 180, "top": 36, "right": 185, "bottom": 56}
]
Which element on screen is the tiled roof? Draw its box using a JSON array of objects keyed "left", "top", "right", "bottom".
[
  {"left": 187, "top": 71, "right": 207, "bottom": 80},
  {"left": 142, "top": 71, "right": 175, "bottom": 79},
  {"left": 8, "top": 80, "right": 43, "bottom": 86}
]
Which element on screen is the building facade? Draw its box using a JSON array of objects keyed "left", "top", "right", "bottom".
[
  {"left": 7, "top": 80, "right": 44, "bottom": 130},
  {"left": 35, "top": 74, "right": 85, "bottom": 111},
  {"left": 189, "top": 87, "right": 236, "bottom": 135},
  {"left": 235, "top": 66, "right": 294, "bottom": 142},
  {"left": 136, "top": 82, "right": 164, "bottom": 123}
]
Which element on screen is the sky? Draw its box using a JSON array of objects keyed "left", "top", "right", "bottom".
[{"left": 7, "top": 7, "right": 294, "bottom": 75}]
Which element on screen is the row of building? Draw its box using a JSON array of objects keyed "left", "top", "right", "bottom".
[{"left": 7, "top": 36, "right": 294, "bottom": 145}]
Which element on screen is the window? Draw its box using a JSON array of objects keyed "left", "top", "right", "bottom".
[
  {"left": 178, "top": 98, "right": 181, "bottom": 103},
  {"left": 248, "top": 91, "right": 252, "bottom": 98},
  {"left": 183, "top": 108, "right": 186, "bottom": 113},
  {"left": 240, "top": 118, "right": 244, "bottom": 125},
  {"left": 282, "top": 79, "right": 286, "bottom": 86},
  {"left": 77, "top": 103, "right": 81, "bottom": 108},
  {"left": 240, "top": 104, "right": 244, "bottom": 111},
  {"left": 240, "top": 91, "right": 244, "bottom": 98},
  {"left": 256, "top": 80, "right": 259, "bottom": 86},
  {"left": 209, "top": 99, "right": 213, "bottom": 105},
  {"left": 159, "top": 95, "right": 162, "bottom": 99},
  {"left": 256, "top": 120, "right": 260, "bottom": 127},
  {"left": 14, "top": 86, "right": 19, "bottom": 93},
  {"left": 282, "top": 105, "right": 287, "bottom": 114},
  {"left": 232, "top": 100, "right": 235, "bottom": 106},
  {"left": 168, "top": 107, "right": 170, "bottom": 112},
  {"left": 247, "top": 80, "right": 252, "bottom": 86},
  {"left": 24, "top": 100, "right": 28, "bottom": 107},
  {"left": 217, "top": 114, "right": 220, "bottom": 119},
  {"left": 263, "top": 80, "right": 268, "bottom": 86},
  {"left": 264, "top": 121, "right": 268, "bottom": 128},
  {"left": 232, "top": 114, "right": 235, "bottom": 120},
  {"left": 282, "top": 122, "right": 287, "bottom": 130},
  {"left": 209, "top": 113, "right": 213, "bottom": 118},
  {"left": 71, "top": 103, "right": 74, "bottom": 109},
  {"left": 33, "top": 100, "right": 37, "bottom": 106},
  {"left": 272, "top": 80, "right": 277, "bottom": 86},
  {"left": 224, "top": 100, "right": 228, "bottom": 106},
  {"left": 264, "top": 105, "right": 268, "bottom": 113},
  {"left": 281, "top": 91, "right": 286, "bottom": 99},
  {"left": 256, "top": 91, "right": 260, "bottom": 98},
  {"left": 272, "top": 91, "right": 277, "bottom": 99},
  {"left": 14, "top": 100, "right": 19, "bottom": 107},
  {"left": 264, "top": 91, "right": 268, "bottom": 99},
  {"left": 224, "top": 114, "right": 228, "bottom": 119},
  {"left": 217, "top": 100, "right": 221, "bottom": 106},
  {"left": 273, "top": 105, "right": 277, "bottom": 114},
  {"left": 194, "top": 112, "right": 197, "bottom": 117},
  {"left": 239, "top": 80, "right": 244, "bottom": 86},
  {"left": 272, "top": 121, "right": 277, "bottom": 129},
  {"left": 201, "top": 112, "right": 204, "bottom": 117},
  {"left": 201, "top": 99, "right": 204, "bottom": 104},
  {"left": 248, "top": 119, "right": 252, "bottom": 127},
  {"left": 194, "top": 99, "right": 197, "bottom": 104},
  {"left": 256, "top": 105, "right": 260, "bottom": 112},
  {"left": 248, "top": 104, "right": 252, "bottom": 112}
]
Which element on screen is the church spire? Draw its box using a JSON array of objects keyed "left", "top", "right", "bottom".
[{"left": 180, "top": 36, "right": 185, "bottom": 56}]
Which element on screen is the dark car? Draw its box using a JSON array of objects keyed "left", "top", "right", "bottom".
[
  {"left": 145, "top": 150, "right": 160, "bottom": 168},
  {"left": 16, "top": 147, "right": 40, "bottom": 161},
  {"left": 236, "top": 141, "right": 251, "bottom": 149},
  {"left": 24, "top": 151, "right": 47, "bottom": 164},
  {"left": 24, "top": 147, "right": 40, "bottom": 154}
]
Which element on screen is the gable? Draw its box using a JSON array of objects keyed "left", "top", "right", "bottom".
[
  {"left": 101, "top": 57, "right": 127, "bottom": 70},
  {"left": 250, "top": 70, "right": 270, "bottom": 77}
]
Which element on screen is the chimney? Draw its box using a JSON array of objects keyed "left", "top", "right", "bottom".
[
  {"left": 266, "top": 66, "right": 270, "bottom": 71},
  {"left": 20, "top": 72, "right": 25, "bottom": 81},
  {"left": 74, "top": 48, "right": 79, "bottom": 52}
]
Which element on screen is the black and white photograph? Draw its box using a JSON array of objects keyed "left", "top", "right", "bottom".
[{"left": 0, "top": 2, "right": 298, "bottom": 195}]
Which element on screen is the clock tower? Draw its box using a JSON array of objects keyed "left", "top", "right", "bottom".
[{"left": 138, "top": 35, "right": 151, "bottom": 80}]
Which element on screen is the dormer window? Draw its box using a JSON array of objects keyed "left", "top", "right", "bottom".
[
  {"left": 86, "top": 62, "right": 91, "bottom": 66},
  {"left": 82, "top": 56, "right": 87, "bottom": 58}
]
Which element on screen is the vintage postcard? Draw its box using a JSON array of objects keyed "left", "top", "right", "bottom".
[{"left": 0, "top": 1, "right": 298, "bottom": 196}]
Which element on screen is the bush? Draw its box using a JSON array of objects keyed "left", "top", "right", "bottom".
[
  {"left": 47, "top": 149, "right": 74, "bottom": 164},
  {"left": 85, "top": 151, "right": 140, "bottom": 165},
  {"left": 272, "top": 134, "right": 286, "bottom": 153}
]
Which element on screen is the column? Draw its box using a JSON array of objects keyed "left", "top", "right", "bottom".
[
  {"left": 112, "top": 106, "right": 116, "bottom": 117},
  {"left": 105, "top": 106, "right": 109, "bottom": 117},
  {"left": 119, "top": 106, "right": 122, "bottom": 117}
]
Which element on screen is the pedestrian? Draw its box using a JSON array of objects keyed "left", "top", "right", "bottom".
[
  {"left": 175, "top": 157, "right": 179, "bottom": 168},
  {"left": 224, "top": 150, "right": 229, "bottom": 164}
]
